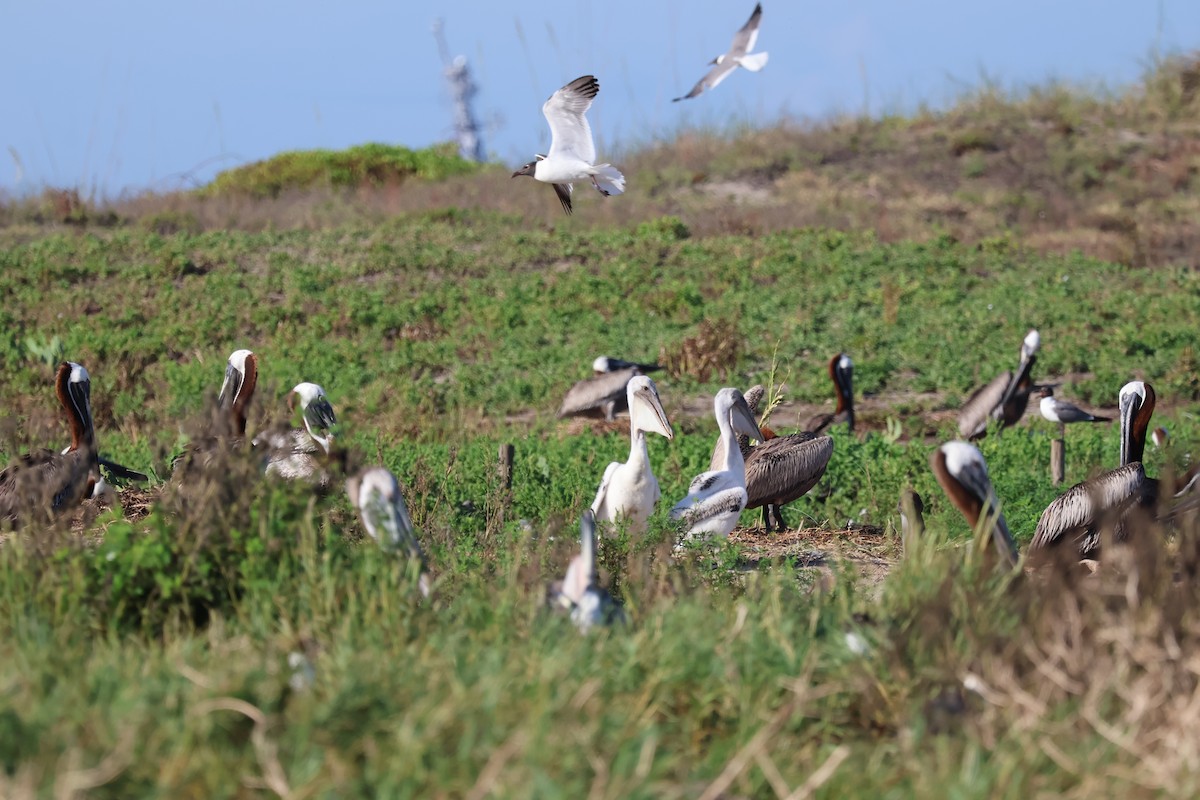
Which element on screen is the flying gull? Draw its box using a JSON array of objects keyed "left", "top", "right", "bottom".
[
  {"left": 512, "top": 75, "right": 625, "bottom": 215},
  {"left": 674, "top": 3, "right": 769, "bottom": 102}
]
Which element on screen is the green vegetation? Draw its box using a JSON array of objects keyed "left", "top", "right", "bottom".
[
  {"left": 199, "top": 142, "right": 480, "bottom": 198},
  {"left": 3, "top": 56, "right": 1200, "bottom": 795}
]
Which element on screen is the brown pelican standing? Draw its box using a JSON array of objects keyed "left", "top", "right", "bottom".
[
  {"left": 1038, "top": 386, "right": 1110, "bottom": 435},
  {"left": 806, "top": 354, "right": 855, "bottom": 434},
  {"left": 1030, "top": 381, "right": 1158, "bottom": 560},
  {"left": 671, "top": 388, "right": 765, "bottom": 542},
  {"left": 254, "top": 382, "right": 337, "bottom": 482},
  {"left": 929, "top": 441, "right": 1019, "bottom": 568},
  {"left": 958, "top": 329, "right": 1040, "bottom": 440},
  {"left": 743, "top": 431, "right": 833, "bottom": 532},
  {"left": 347, "top": 467, "right": 431, "bottom": 598},
  {"left": 0, "top": 362, "right": 100, "bottom": 522},
  {"left": 589, "top": 376, "right": 674, "bottom": 535},
  {"left": 557, "top": 356, "right": 661, "bottom": 421},
  {"left": 547, "top": 509, "right": 625, "bottom": 632},
  {"left": 673, "top": 3, "right": 769, "bottom": 102}
]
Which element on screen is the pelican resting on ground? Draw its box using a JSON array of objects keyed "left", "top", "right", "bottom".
[
  {"left": 347, "top": 467, "right": 431, "bottom": 598},
  {"left": 806, "top": 353, "right": 855, "bottom": 434},
  {"left": 512, "top": 75, "right": 625, "bottom": 215},
  {"left": 173, "top": 348, "right": 259, "bottom": 474},
  {"left": 547, "top": 509, "right": 625, "bottom": 632},
  {"left": 958, "top": 329, "right": 1040, "bottom": 440},
  {"left": 1030, "top": 381, "right": 1158, "bottom": 560},
  {"left": 590, "top": 376, "right": 674, "bottom": 535},
  {"left": 0, "top": 362, "right": 100, "bottom": 523},
  {"left": 930, "top": 441, "right": 1019, "bottom": 569},
  {"left": 254, "top": 382, "right": 338, "bottom": 482},
  {"left": 671, "top": 388, "right": 765, "bottom": 543},
  {"left": 673, "top": 3, "right": 768, "bottom": 102},
  {"left": 558, "top": 357, "right": 661, "bottom": 420}
]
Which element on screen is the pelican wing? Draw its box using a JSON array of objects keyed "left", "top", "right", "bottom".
[
  {"left": 744, "top": 434, "right": 833, "bottom": 508},
  {"left": 544, "top": 75, "right": 598, "bottom": 164},
  {"left": 1031, "top": 463, "right": 1147, "bottom": 554},
  {"left": 670, "top": 486, "right": 748, "bottom": 536},
  {"left": 958, "top": 371, "right": 1012, "bottom": 439},
  {"left": 557, "top": 367, "right": 639, "bottom": 418},
  {"left": 589, "top": 461, "right": 621, "bottom": 515}
]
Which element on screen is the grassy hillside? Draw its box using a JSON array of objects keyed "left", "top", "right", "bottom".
[{"left": 2, "top": 58, "right": 1200, "bottom": 796}]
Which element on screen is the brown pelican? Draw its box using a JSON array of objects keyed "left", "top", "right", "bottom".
[
  {"left": 958, "top": 329, "right": 1040, "bottom": 440},
  {"left": 547, "top": 509, "right": 625, "bottom": 632},
  {"left": 673, "top": 3, "right": 768, "bottom": 101},
  {"left": 0, "top": 362, "right": 100, "bottom": 522},
  {"left": 512, "top": 75, "right": 625, "bottom": 215},
  {"left": 743, "top": 431, "right": 834, "bottom": 532},
  {"left": 1038, "top": 386, "right": 1110, "bottom": 433},
  {"left": 557, "top": 357, "right": 661, "bottom": 420},
  {"left": 929, "top": 441, "right": 1019, "bottom": 568},
  {"left": 1030, "top": 381, "right": 1158, "bottom": 560},
  {"left": 173, "top": 348, "right": 259, "bottom": 474},
  {"left": 254, "top": 382, "right": 337, "bottom": 482},
  {"left": 218, "top": 349, "right": 259, "bottom": 437},
  {"left": 589, "top": 376, "right": 674, "bottom": 535},
  {"left": 346, "top": 467, "right": 431, "bottom": 598},
  {"left": 1152, "top": 427, "right": 1170, "bottom": 449},
  {"left": 671, "top": 388, "right": 765, "bottom": 542},
  {"left": 806, "top": 354, "right": 855, "bottom": 434},
  {"left": 898, "top": 488, "right": 925, "bottom": 555}
]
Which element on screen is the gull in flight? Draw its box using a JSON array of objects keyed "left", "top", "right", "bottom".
[
  {"left": 512, "top": 75, "right": 625, "bottom": 215},
  {"left": 674, "top": 3, "right": 769, "bottom": 102}
]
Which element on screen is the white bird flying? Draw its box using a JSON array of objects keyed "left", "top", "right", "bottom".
[
  {"left": 512, "top": 75, "right": 625, "bottom": 215},
  {"left": 674, "top": 3, "right": 769, "bottom": 102}
]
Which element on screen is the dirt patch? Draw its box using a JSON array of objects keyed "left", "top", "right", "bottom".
[{"left": 731, "top": 523, "right": 897, "bottom": 596}]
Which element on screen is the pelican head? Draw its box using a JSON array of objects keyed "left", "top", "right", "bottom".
[
  {"left": 346, "top": 467, "right": 430, "bottom": 597},
  {"left": 1118, "top": 381, "right": 1156, "bottom": 467},
  {"left": 1021, "top": 329, "right": 1041, "bottom": 360},
  {"left": 715, "top": 388, "right": 765, "bottom": 442},
  {"left": 218, "top": 349, "right": 257, "bottom": 407},
  {"left": 1152, "top": 426, "right": 1170, "bottom": 449},
  {"left": 56, "top": 361, "right": 95, "bottom": 448},
  {"left": 627, "top": 375, "right": 673, "bottom": 440},
  {"left": 930, "top": 441, "right": 1017, "bottom": 567},
  {"left": 832, "top": 353, "right": 854, "bottom": 419},
  {"left": 290, "top": 382, "right": 337, "bottom": 452}
]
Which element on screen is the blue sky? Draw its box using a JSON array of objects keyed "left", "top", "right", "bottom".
[{"left": 3, "top": 1, "right": 1196, "bottom": 196}]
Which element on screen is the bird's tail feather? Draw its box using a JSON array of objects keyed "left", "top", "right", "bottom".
[
  {"left": 591, "top": 164, "right": 625, "bottom": 196},
  {"left": 737, "top": 51, "right": 769, "bottom": 72}
]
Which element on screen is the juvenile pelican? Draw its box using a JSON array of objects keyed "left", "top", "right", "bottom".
[
  {"left": 1030, "top": 381, "right": 1157, "bottom": 560},
  {"left": 547, "top": 509, "right": 625, "bottom": 632},
  {"left": 708, "top": 384, "right": 766, "bottom": 472},
  {"left": 347, "top": 467, "right": 431, "bottom": 598},
  {"left": 255, "top": 382, "right": 338, "bottom": 482},
  {"left": 930, "top": 441, "right": 1019, "bottom": 568},
  {"left": 0, "top": 362, "right": 100, "bottom": 522},
  {"left": 673, "top": 3, "right": 769, "bottom": 101},
  {"left": 512, "top": 75, "right": 625, "bottom": 215},
  {"left": 806, "top": 354, "right": 855, "bottom": 434},
  {"left": 958, "top": 329, "right": 1039, "bottom": 440},
  {"left": 671, "top": 388, "right": 765, "bottom": 542},
  {"left": 590, "top": 376, "right": 674, "bottom": 535}
]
